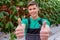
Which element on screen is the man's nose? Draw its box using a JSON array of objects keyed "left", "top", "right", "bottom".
[{"left": 31, "top": 10, "right": 34, "bottom": 12}]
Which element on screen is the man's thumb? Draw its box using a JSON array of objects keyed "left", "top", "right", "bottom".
[
  {"left": 43, "top": 21, "right": 46, "bottom": 28},
  {"left": 18, "top": 18, "right": 21, "bottom": 25}
]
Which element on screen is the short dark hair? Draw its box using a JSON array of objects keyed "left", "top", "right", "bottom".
[{"left": 27, "top": 1, "right": 38, "bottom": 8}]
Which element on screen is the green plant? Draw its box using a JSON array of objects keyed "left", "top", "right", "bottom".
[
  {"left": 35, "top": 0, "right": 60, "bottom": 25},
  {"left": 10, "top": 32, "right": 16, "bottom": 40},
  {"left": 0, "top": 0, "right": 60, "bottom": 33}
]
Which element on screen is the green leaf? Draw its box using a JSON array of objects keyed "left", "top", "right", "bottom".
[
  {"left": 2, "top": 11, "right": 9, "bottom": 16},
  {"left": 0, "top": 11, "right": 9, "bottom": 18},
  {"left": 4, "top": 0, "right": 11, "bottom": 5},
  {"left": 0, "top": 22, "right": 4, "bottom": 27},
  {"left": 13, "top": 15, "right": 18, "bottom": 21},
  {"left": 9, "top": 6, "right": 18, "bottom": 14},
  {"left": 10, "top": 14, "right": 14, "bottom": 19},
  {"left": 10, "top": 33, "right": 15, "bottom": 40},
  {"left": 17, "top": 1, "right": 24, "bottom": 7},
  {"left": 0, "top": 0, "right": 3, "bottom": 6},
  {"left": 5, "top": 22, "right": 14, "bottom": 29},
  {"left": 0, "top": 12, "right": 5, "bottom": 18}
]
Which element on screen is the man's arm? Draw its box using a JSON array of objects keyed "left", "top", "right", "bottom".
[
  {"left": 15, "top": 18, "right": 26, "bottom": 39},
  {"left": 40, "top": 20, "right": 50, "bottom": 40}
]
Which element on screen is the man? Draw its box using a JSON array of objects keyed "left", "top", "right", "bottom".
[{"left": 15, "top": 1, "right": 50, "bottom": 40}]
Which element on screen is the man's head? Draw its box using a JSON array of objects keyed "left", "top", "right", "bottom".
[{"left": 27, "top": 1, "right": 39, "bottom": 18}]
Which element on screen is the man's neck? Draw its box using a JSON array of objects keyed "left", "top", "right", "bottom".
[{"left": 32, "top": 15, "right": 38, "bottom": 20}]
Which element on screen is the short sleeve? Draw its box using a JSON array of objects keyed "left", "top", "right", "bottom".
[{"left": 21, "top": 18, "right": 27, "bottom": 25}]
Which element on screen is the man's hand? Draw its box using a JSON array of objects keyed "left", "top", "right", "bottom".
[
  {"left": 40, "top": 21, "right": 50, "bottom": 40},
  {"left": 15, "top": 18, "right": 25, "bottom": 39}
]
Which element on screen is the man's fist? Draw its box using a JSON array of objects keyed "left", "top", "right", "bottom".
[
  {"left": 15, "top": 18, "right": 25, "bottom": 39},
  {"left": 40, "top": 21, "right": 50, "bottom": 40}
]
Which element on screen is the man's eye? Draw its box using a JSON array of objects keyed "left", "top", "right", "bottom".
[
  {"left": 29, "top": 9, "right": 32, "bottom": 10},
  {"left": 33, "top": 8, "right": 36, "bottom": 10}
]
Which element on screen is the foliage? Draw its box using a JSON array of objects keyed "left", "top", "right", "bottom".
[{"left": 0, "top": 0, "right": 60, "bottom": 33}]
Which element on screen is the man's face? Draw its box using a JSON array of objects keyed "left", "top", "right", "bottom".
[{"left": 28, "top": 5, "right": 39, "bottom": 18}]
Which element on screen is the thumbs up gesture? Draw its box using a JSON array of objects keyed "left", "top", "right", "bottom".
[
  {"left": 40, "top": 21, "right": 50, "bottom": 40},
  {"left": 15, "top": 18, "right": 25, "bottom": 39}
]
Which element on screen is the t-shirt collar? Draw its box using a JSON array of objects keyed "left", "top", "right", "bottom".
[{"left": 30, "top": 16, "right": 40, "bottom": 21}]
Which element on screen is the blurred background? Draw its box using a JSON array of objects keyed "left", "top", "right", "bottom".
[{"left": 0, "top": 0, "right": 60, "bottom": 40}]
